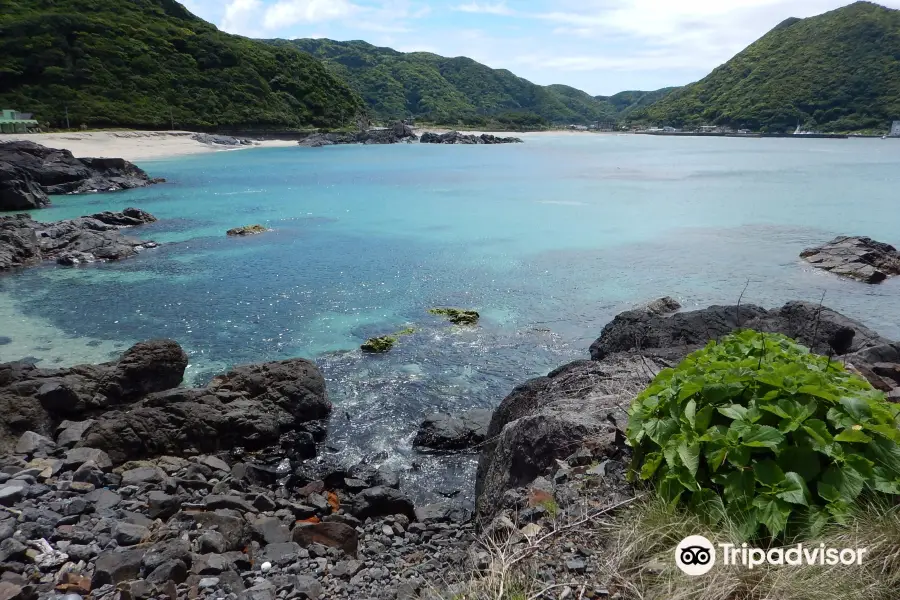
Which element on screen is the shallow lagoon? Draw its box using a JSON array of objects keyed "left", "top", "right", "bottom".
[{"left": 2, "top": 134, "right": 899, "bottom": 503}]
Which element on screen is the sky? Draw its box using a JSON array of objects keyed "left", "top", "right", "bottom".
[{"left": 181, "top": 0, "right": 900, "bottom": 95}]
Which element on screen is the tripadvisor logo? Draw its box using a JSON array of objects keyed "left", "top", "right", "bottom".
[{"left": 675, "top": 535, "right": 868, "bottom": 576}]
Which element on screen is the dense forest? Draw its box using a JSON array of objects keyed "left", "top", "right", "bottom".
[
  {"left": 0, "top": 0, "right": 365, "bottom": 130},
  {"left": 631, "top": 1, "right": 900, "bottom": 132},
  {"left": 279, "top": 38, "right": 619, "bottom": 126}
]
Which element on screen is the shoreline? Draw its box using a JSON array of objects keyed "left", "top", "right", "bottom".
[{"left": 0, "top": 130, "right": 297, "bottom": 162}]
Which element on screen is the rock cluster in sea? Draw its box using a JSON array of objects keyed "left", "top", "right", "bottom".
[
  {"left": 801, "top": 235, "right": 900, "bottom": 283},
  {"left": 0, "top": 208, "right": 158, "bottom": 272},
  {"left": 297, "top": 122, "right": 419, "bottom": 148},
  {"left": 0, "top": 141, "right": 163, "bottom": 211},
  {"left": 419, "top": 132, "right": 523, "bottom": 145},
  {"left": 190, "top": 134, "right": 255, "bottom": 147}
]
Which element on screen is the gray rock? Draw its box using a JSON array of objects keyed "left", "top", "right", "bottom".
[
  {"left": 93, "top": 548, "right": 145, "bottom": 586},
  {"left": 250, "top": 516, "right": 291, "bottom": 544},
  {"left": 199, "top": 455, "right": 230, "bottom": 473},
  {"left": 801, "top": 236, "right": 900, "bottom": 284},
  {"left": 147, "top": 491, "right": 180, "bottom": 519},
  {"left": 0, "top": 483, "right": 27, "bottom": 506},
  {"left": 348, "top": 487, "right": 416, "bottom": 521},
  {"left": 146, "top": 559, "right": 188, "bottom": 585},
  {"left": 121, "top": 466, "right": 165, "bottom": 486},
  {"left": 55, "top": 420, "right": 96, "bottom": 448},
  {"left": 330, "top": 559, "right": 363, "bottom": 578},
  {"left": 292, "top": 522, "right": 359, "bottom": 557},
  {"left": 14, "top": 431, "right": 56, "bottom": 456},
  {"left": 413, "top": 409, "right": 491, "bottom": 453},
  {"left": 113, "top": 522, "right": 149, "bottom": 546},
  {"left": 63, "top": 448, "right": 112, "bottom": 471},
  {"left": 415, "top": 502, "right": 469, "bottom": 524},
  {"left": 204, "top": 494, "right": 258, "bottom": 514},
  {"left": 84, "top": 488, "right": 121, "bottom": 511}
]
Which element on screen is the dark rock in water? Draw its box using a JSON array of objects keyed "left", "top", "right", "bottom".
[
  {"left": 0, "top": 209, "right": 158, "bottom": 272},
  {"left": 0, "top": 339, "right": 188, "bottom": 454},
  {"left": 588, "top": 299, "right": 889, "bottom": 361},
  {"left": 413, "top": 409, "right": 491, "bottom": 453},
  {"left": 419, "top": 131, "right": 523, "bottom": 145},
  {"left": 428, "top": 307, "right": 480, "bottom": 325},
  {"left": 226, "top": 224, "right": 269, "bottom": 236},
  {"left": 360, "top": 336, "right": 396, "bottom": 353},
  {"left": 88, "top": 208, "right": 158, "bottom": 227},
  {"left": 298, "top": 122, "right": 418, "bottom": 147},
  {"left": 79, "top": 357, "right": 330, "bottom": 464},
  {"left": 0, "top": 337, "right": 10, "bottom": 345},
  {"left": 801, "top": 236, "right": 900, "bottom": 284},
  {"left": 0, "top": 141, "right": 162, "bottom": 211},
  {"left": 191, "top": 133, "right": 254, "bottom": 147}
]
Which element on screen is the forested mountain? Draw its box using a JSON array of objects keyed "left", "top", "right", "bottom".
[
  {"left": 279, "top": 38, "right": 617, "bottom": 125},
  {"left": 631, "top": 1, "right": 900, "bottom": 132},
  {"left": 600, "top": 88, "right": 678, "bottom": 118},
  {"left": 0, "top": 0, "right": 365, "bottom": 129}
]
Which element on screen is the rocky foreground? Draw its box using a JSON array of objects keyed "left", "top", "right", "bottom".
[
  {"left": 0, "top": 142, "right": 163, "bottom": 211},
  {"left": 0, "top": 299, "right": 897, "bottom": 600},
  {"left": 0, "top": 208, "right": 158, "bottom": 272},
  {"left": 801, "top": 235, "right": 900, "bottom": 284}
]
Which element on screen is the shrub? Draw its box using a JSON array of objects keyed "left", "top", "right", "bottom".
[{"left": 626, "top": 330, "right": 900, "bottom": 539}]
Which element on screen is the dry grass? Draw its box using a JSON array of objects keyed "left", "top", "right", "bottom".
[
  {"left": 599, "top": 496, "right": 900, "bottom": 600},
  {"left": 442, "top": 495, "right": 900, "bottom": 600}
]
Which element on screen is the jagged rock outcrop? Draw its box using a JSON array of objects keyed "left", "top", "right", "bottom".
[
  {"left": 413, "top": 409, "right": 492, "bottom": 453},
  {"left": 190, "top": 133, "right": 254, "bottom": 147},
  {"left": 297, "top": 122, "right": 418, "bottom": 148},
  {"left": 475, "top": 298, "right": 899, "bottom": 523},
  {"left": 801, "top": 236, "right": 900, "bottom": 284},
  {"left": 0, "top": 209, "right": 158, "bottom": 272},
  {"left": 0, "top": 141, "right": 163, "bottom": 211},
  {"left": 419, "top": 131, "right": 523, "bottom": 144}
]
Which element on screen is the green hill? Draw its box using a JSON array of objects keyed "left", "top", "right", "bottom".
[
  {"left": 599, "top": 88, "right": 678, "bottom": 117},
  {"left": 632, "top": 1, "right": 900, "bottom": 132},
  {"left": 0, "top": 0, "right": 365, "bottom": 130},
  {"left": 279, "top": 38, "right": 617, "bottom": 126}
]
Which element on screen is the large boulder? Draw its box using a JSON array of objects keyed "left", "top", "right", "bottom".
[
  {"left": 413, "top": 409, "right": 491, "bottom": 453},
  {"left": 0, "top": 162, "right": 49, "bottom": 210},
  {"left": 589, "top": 299, "right": 890, "bottom": 361},
  {"left": 419, "top": 131, "right": 522, "bottom": 145},
  {"left": 801, "top": 236, "right": 900, "bottom": 284},
  {"left": 0, "top": 340, "right": 188, "bottom": 454},
  {"left": 0, "top": 140, "right": 161, "bottom": 203},
  {"left": 0, "top": 214, "right": 41, "bottom": 271},
  {"left": 78, "top": 358, "right": 330, "bottom": 465}
]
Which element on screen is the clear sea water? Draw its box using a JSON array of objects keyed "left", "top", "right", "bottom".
[{"left": 2, "top": 134, "right": 899, "bottom": 505}]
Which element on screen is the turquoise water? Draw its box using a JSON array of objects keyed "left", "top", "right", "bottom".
[{"left": 2, "top": 134, "right": 899, "bottom": 503}]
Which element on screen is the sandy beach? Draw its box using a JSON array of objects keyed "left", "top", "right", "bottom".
[
  {"left": 0, "top": 128, "right": 606, "bottom": 163},
  {"left": 0, "top": 130, "right": 297, "bottom": 162}
]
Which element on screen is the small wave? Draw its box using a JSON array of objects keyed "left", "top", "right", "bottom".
[
  {"left": 536, "top": 200, "right": 586, "bottom": 206},
  {"left": 214, "top": 189, "right": 265, "bottom": 196}
]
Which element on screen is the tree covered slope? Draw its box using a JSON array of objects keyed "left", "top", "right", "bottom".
[
  {"left": 599, "top": 88, "right": 678, "bottom": 118},
  {"left": 0, "top": 0, "right": 365, "bottom": 129},
  {"left": 633, "top": 2, "right": 900, "bottom": 132},
  {"left": 281, "top": 38, "right": 617, "bottom": 125}
]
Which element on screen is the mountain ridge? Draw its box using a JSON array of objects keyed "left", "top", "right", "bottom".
[{"left": 631, "top": 1, "right": 900, "bottom": 132}]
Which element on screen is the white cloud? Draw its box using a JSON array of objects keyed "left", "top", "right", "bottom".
[
  {"left": 221, "top": 0, "right": 264, "bottom": 35},
  {"left": 262, "top": 0, "right": 360, "bottom": 29},
  {"left": 453, "top": 2, "right": 513, "bottom": 15}
]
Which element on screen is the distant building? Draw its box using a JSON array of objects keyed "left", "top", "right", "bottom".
[
  {"left": 0, "top": 109, "right": 39, "bottom": 133},
  {"left": 891, "top": 120, "right": 900, "bottom": 137}
]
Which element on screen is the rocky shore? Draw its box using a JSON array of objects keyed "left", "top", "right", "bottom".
[
  {"left": 0, "top": 299, "right": 896, "bottom": 599},
  {"left": 419, "top": 132, "right": 523, "bottom": 145},
  {"left": 0, "top": 142, "right": 163, "bottom": 211},
  {"left": 0, "top": 208, "right": 158, "bottom": 272},
  {"left": 297, "top": 124, "right": 523, "bottom": 148}
]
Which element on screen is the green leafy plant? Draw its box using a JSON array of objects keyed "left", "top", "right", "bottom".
[{"left": 627, "top": 330, "right": 900, "bottom": 539}]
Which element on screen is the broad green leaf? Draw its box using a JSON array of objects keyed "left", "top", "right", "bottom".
[
  {"left": 644, "top": 418, "right": 679, "bottom": 446},
  {"left": 719, "top": 404, "right": 749, "bottom": 421},
  {"left": 640, "top": 452, "right": 663, "bottom": 480},
  {"left": 754, "top": 460, "right": 785, "bottom": 487},
  {"left": 741, "top": 425, "right": 784, "bottom": 449},
  {"left": 694, "top": 405, "right": 715, "bottom": 433},
  {"left": 804, "top": 506, "right": 831, "bottom": 537},
  {"left": 776, "top": 472, "right": 811, "bottom": 506},
  {"left": 803, "top": 419, "right": 834, "bottom": 449},
  {"left": 872, "top": 467, "right": 900, "bottom": 494},
  {"left": 688, "top": 488, "right": 726, "bottom": 525},
  {"left": 778, "top": 447, "right": 821, "bottom": 482},
  {"left": 727, "top": 445, "right": 751, "bottom": 468},
  {"left": 820, "top": 464, "right": 865, "bottom": 503},
  {"left": 658, "top": 474, "right": 684, "bottom": 505},
  {"left": 675, "top": 465, "right": 701, "bottom": 492},
  {"left": 678, "top": 382, "right": 703, "bottom": 401},
  {"left": 723, "top": 469, "right": 755, "bottom": 506},
  {"left": 840, "top": 396, "right": 872, "bottom": 422},
  {"left": 684, "top": 399, "right": 697, "bottom": 429},
  {"left": 798, "top": 385, "right": 839, "bottom": 402},
  {"left": 753, "top": 495, "right": 791, "bottom": 536},
  {"left": 705, "top": 444, "right": 728, "bottom": 473},
  {"left": 677, "top": 441, "right": 701, "bottom": 477},
  {"left": 834, "top": 427, "right": 872, "bottom": 444}
]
